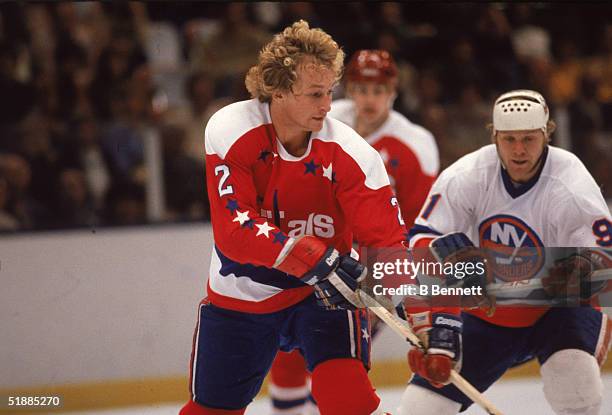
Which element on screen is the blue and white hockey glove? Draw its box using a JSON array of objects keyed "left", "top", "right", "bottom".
[
  {"left": 430, "top": 232, "right": 494, "bottom": 312},
  {"left": 275, "top": 235, "right": 366, "bottom": 310},
  {"left": 312, "top": 254, "right": 367, "bottom": 310}
]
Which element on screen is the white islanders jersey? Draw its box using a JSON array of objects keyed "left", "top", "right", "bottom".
[
  {"left": 411, "top": 144, "right": 612, "bottom": 326},
  {"left": 412, "top": 144, "right": 611, "bottom": 248}
]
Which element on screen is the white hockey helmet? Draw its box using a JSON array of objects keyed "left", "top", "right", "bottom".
[{"left": 493, "top": 89, "right": 549, "bottom": 132}]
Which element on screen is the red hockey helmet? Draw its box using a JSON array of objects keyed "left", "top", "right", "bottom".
[{"left": 345, "top": 50, "right": 398, "bottom": 85}]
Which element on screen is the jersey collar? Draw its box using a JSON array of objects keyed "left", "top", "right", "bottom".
[{"left": 500, "top": 145, "right": 549, "bottom": 199}]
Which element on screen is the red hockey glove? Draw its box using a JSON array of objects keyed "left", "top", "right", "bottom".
[
  {"left": 274, "top": 235, "right": 366, "bottom": 310},
  {"left": 406, "top": 311, "right": 462, "bottom": 388}
]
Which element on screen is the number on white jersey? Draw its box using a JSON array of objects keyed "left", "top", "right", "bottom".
[
  {"left": 593, "top": 218, "right": 612, "bottom": 247},
  {"left": 421, "top": 194, "right": 441, "bottom": 220}
]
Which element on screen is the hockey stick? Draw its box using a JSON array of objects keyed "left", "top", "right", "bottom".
[
  {"left": 356, "top": 288, "right": 504, "bottom": 415},
  {"left": 487, "top": 268, "right": 612, "bottom": 296}
]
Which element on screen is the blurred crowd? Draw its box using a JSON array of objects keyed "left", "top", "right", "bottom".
[{"left": 0, "top": 2, "right": 611, "bottom": 232}]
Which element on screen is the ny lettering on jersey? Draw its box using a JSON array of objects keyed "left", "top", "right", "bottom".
[{"left": 479, "top": 214, "right": 545, "bottom": 282}]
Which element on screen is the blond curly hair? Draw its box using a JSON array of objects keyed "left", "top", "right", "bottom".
[{"left": 245, "top": 20, "right": 345, "bottom": 103}]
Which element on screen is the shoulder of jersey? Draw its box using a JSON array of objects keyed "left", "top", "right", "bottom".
[
  {"left": 437, "top": 144, "right": 498, "bottom": 187},
  {"left": 315, "top": 115, "right": 390, "bottom": 190},
  {"left": 545, "top": 146, "right": 592, "bottom": 181},
  {"left": 545, "top": 146, "right": 603, "bottom": 199},
  {"left": 205, "top": 99, "right": 270, "bottom": 158},
  {"left": 382, "top": 111, "right": 440, "bottom": 175}
]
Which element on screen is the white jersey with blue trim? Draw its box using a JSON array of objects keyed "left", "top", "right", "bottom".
[
  {"left": 412, "top": 144, "right": 611, "bottom": 249},
  {"left": 411, "top": 144, "right": 611, "bottom": 327}
]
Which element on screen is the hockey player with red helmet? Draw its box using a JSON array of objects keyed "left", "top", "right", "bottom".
[{"left": 335, "top": 49, "right": 439, "bottom": 229}]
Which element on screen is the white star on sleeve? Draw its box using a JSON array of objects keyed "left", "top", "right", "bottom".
[
  {"left": 255, "top": 221, "right": 275, "bottom": 237},
  {"left": 322, "top": 163, "right": 334, "bottom": 181},
  {"left": 361, "top": 328, "right": 370, "bottom": 342},
  {"left": 232, "top": 210, "right": 250, "bottom": 225}
]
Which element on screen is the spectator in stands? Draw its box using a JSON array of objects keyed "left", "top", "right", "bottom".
[
  {"left": 473, "top": 5, "right": 520, "bottom": 95},
  {"left": 97, "top": 51, "right": 157, "bottom": 223},
  {"left": 415, "top": 68, "right": 448, "bottom": 140},
  {"left": 275, "top": 2, "right": 322, "bottom": 33},
  {"left": 189, "top": 3, "right": 270, "bottom": 99},
  {"left": 569, "top": 74, "right": 612, "bottom": 198},
  {"left": 100, "top": 81, "right": 151, "bottom": 188},
  {"left": 53, "top": 169, "right": 97, "bottom": 228},
  {"left": 0, "top": 171, "right": 19, "bottom": 231},
  {"left": 586, "top": 23, "right": 612, "bottom": 131},
  {"left": 0, "top": 153, "right": 42, "bottom": 229},
  {"left": 160, "top": 124, "right": 209, "bottom": 221},
  {"left": 548, "top": 37, "right": 584, "bottom": 106},
  {"left": 59, "top": 115, "right": 111, "bottom": 212},
  {"left": 163, "top": 71, "right": 224, "bottom": 162},
  {"left": 0, "top": 40, "right": 36, "bottom": 131},
  {"left": 443, "top": 83, "right": 491, "bottom": 168},
  {"left": 54, "top": 36, "right": 93, "bottom": 119},
  {"left": 104, "top": 181, "right": 146, "bottom": 226},
  {"left": 1, "top": 3, "right": 610, "bottom": 231},
  {"left": 90, "top": 24, "right": 148, "bottom": 120},
  {"left": 442, "top": 36, "right": 485, "bottom": 102},
  {"left": 374, "top": 29, "right": 421, "bottom": 117},
  {"left": 510, "top": 4, "right": 551, "bottom": 65},
  {"left": 18, "top": 110, "right": 61, "bottom": 222}
]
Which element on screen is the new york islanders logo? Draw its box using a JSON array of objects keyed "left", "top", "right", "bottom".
[{"left": 479, "top": 215, "right": 544, "bottom": 281}]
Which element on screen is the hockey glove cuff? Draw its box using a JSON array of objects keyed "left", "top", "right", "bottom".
[{"left": 407, "top": 312, "right": 462, "bottom": 387}]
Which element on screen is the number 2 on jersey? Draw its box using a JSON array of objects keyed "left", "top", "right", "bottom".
[{"left": 214, "top": 164, "right": 234, "bottom": 196}]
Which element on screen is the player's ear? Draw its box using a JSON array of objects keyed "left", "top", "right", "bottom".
[
  {"left": 546, "top": 120, "right": 556, "bottom": 140},
  {"left": 486, "top": 123, "right": 496, "bottom": 143}
]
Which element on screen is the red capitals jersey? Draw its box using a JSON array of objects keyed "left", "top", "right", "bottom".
[
  {"left": 204, "top": 99, "right": 407, "bottom": 313},
  {"left": 330, "top": 99, "right": 439, "bottom": 228}
]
